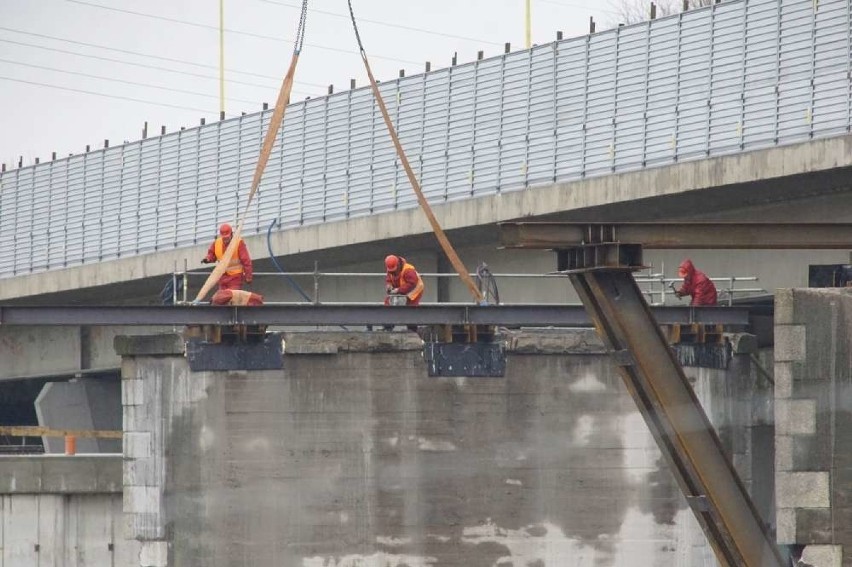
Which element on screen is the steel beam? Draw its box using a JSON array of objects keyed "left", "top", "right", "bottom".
[
  {"left": 569, "top": 270, "right": 783, "bottom": 567},
  {"left": 500, "top": 222, "right": 852, "bottom": 249},
  {"left": 0, "top": 304, "right": 750, "bottom": 327}
]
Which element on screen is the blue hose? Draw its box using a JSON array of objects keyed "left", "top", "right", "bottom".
[{"left": 266, "top": 219, "right": 313, "bottom": 302}]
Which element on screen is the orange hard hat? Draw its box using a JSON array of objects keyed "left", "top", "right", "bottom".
[
  {"left": 384, "top": 255, "right": 399, "bottom": 272},
  {"left": 219, "top": 223, "right": 233, "bottom": 237}
]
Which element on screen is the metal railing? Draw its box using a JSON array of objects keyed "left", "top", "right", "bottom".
[{"left": 166, "top": 268, "right": 763, "bottom": 306}]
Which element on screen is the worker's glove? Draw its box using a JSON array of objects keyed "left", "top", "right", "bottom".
[
  {"left": 244, "top": 276, "right": 253, "bottom": 284},
  {"left": 386, "top": 284, "right": 393, "bottom": 293},
  {"left": 390, "top": 288, "right": 399, "bottom": 295},
  {"left": 201, "top": 258, "right": 212, "bottom": 264}
]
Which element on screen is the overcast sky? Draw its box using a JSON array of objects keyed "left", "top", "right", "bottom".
[{"left": 0, "top": 0, "right": 623, "bottom": 167}]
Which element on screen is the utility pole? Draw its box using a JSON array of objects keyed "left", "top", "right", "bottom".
[
  {"left": 219, "top": 0, "right": 225, "bottom": 116},
  {"left": 525, "top": 0, "right": 531, "bottom": 48}
]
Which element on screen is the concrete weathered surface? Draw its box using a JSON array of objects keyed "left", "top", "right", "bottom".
[
  {"left": 774, "top": 288, "right": 852, "bottom": 566},
  {"left": 0, "top": 455, "right": 122, "bottom": 494},
  {"left": 0, "top": 455, "right": 139, "bottom": 566},
  {"left": 118, "top": 330, "right": 774, "bottom": 566}
]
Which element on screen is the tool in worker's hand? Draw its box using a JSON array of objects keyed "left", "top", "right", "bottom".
[
  {"left": 386, "top": 292, "right": 407, "bottom": 306},
  {"left": 669, "top": 282, "right": 682, "bottom": 300}
]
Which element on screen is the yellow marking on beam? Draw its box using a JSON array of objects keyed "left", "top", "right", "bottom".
[{"left": 0, "top": 426, "right": 123, "bottom": 440}]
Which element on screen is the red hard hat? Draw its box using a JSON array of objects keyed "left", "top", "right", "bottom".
[
  {"left": 219, "top": 223, "right": 232, "bottom": 237},
  {"left": 384, "top": 255, "right": 399, "bottom": 272}
]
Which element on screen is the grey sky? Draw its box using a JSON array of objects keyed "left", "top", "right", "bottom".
[{"left": 0, "top": 0, "right": 619, "bottom": 167}]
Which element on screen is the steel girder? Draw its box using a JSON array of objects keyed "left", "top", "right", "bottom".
[
  {"left": 500, "top": 221, "right": 852, "bottom": 250},
  {"left": 570, "top": 270, "right": 784, "bottom": 567},
  {"left": 0, "top": 304, "right": 749, "bottom": 327}
]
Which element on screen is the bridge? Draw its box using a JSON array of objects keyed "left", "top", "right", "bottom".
[
  {"left": 0, "top": 0, "right": 851, "bottom": 303},
  {"left": 1, "top": 1, "right": 851, "bottom": 565}
]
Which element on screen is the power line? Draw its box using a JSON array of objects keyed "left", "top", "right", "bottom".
[
  {"left": 0, "top": 38, "right": 319, "bottom": 97},
  {"left": 537, "top": 0, "right": 620, "bottom": 16},
  {"left": 0, "top": 75, "right": 216, "bottom": 114},
  {"left": 0, "top": 25, "right": 327, "bottom": 88},
  {"left": 65, "top": 0, "right": 422, "bottom": 66},
  {"left": 0, "top": 57, "right": 262, "bottom": 106},
  {"left": 258, "top": 0, "right": 504, "bottom": 47}
]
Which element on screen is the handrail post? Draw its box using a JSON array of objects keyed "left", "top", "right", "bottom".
[
  {"left": 313, "top": 261, "right": 320, "bottom": 305},
  {"left": 172, "top": 269, "right": 178, "bottom": 306}
]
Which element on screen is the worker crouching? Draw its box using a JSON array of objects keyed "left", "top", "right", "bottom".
[
  {"left": 675, "top": 258, "right": 718, "bottom": 306},
  {"left": 381, "top": 255, "right": 424, "bottom": 332},
  {"left": 384, "top": 255, "right": 424, "bottom": 306}
]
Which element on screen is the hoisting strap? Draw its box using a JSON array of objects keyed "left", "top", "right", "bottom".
[
  {"left": 195, "top": 0, "right": 309, "bottom": 302},
  {"left": 346, "top": 0, "right": 484, "bottom": 304}
]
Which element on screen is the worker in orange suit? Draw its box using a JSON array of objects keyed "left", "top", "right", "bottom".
[
  {"left": 384, "top": 255, "right": 424, "bottom": 306},
  {"left": 202, "top": 223, "right": 253, "bottom": 291}
]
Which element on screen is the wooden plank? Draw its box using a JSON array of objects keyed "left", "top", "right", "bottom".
[{"left": 0, "top": 426, "right": 122, "bottom": 440}]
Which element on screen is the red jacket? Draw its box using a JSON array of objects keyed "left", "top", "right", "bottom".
[{"left": 677, "top": 259, "right": 717, "bottom": 306}]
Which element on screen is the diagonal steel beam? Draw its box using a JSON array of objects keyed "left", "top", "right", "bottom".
[
  {"left": 500, "top": 222, "right": 852, "bottom": 249},
  {"left": 569, "top": 270, "right": 784, "bottom": 567}
]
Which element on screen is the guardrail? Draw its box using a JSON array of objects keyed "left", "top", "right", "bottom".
[{"left": 165, "top": 268, "right": 764, "bottom": 307}]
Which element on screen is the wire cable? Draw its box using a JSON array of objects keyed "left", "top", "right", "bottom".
[
  {"left": 0, "top": 37, "right": 318, "bottom": 96},
  {"left": 0, "top": 75, "right": 215, "bottom": 114},
  {"left": 0, "top": 57, "right": 263, "bottom": 105},
  {"left": 0, "top": 26, "right": 327, "bottom": 87},
  {"left": 259, "top": 0, "right": 503, "bottom": 46},
  {"left": 65, "top": 0, "right": 421, "bottom": 65}
]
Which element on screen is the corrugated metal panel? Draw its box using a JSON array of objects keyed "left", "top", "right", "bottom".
[
  {"left": 64, "top": 155, "right": 86, "bottom": 264},
  {"left": 555, "top": 36, "right": 589, "bottom": 179},
  {"left": 346, "top": 88, "right": 375, "bottom": 218},
  {"left": 527, "top": 45, "right": 556, "bottom": 184},
  {"left": 420, "top": 70, "right": 450, "bottom": 201},
  {"left": 30, "top": 164, "right": 51, "bottom": 271},
  {"left": 46, "top": 160, "right": 69, "bottom": 268},
  {"left": 118, "top": 143, "right": 141, "bottom": 256},
  {"left": 1, "top": 0, "right": 851, "bottom": 279},
  {"left": 614, "top": 24, "right": 648, "bottom": 172},
  {"left": 709, "top": 2, "right": 745, "bottom": 154},
  {"left": 446, "top": 62, "right": 476, "bottom": 201},
  {"left": 584, "top": 31, "right": 617, "bottom": 175},
  {"left": 811, "top": 0, "right": 849, "bottom": 137},
  {"left": 742, "top": 0, "right": 779, "bottom": 149},
  {"left": 100, "top": 147, "right": 124, "bottom": 259},
  {"left": 645, "top": 17, "right": 678, "bottom": 166}
]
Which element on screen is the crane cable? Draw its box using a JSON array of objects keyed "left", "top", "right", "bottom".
[
  {"left": 195, "top": 0, "right": 308, "bottom": 302},
  {"left": 346, "top": 0, "right": 485, "bottom": 304}
]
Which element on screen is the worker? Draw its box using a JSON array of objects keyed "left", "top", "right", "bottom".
[
  {"left": 675, "top": 258, "right": 718, "bottom": 306},
  {"left": 384, "top": 254, "right": 424, "bottom": 306},
  {"left": 201, "top": 223, "right": 253, "bottom": 291}
]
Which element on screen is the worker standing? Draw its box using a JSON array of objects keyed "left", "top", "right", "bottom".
[
  {"left": 384, "top": 255, "right": 424, "bottom": 306},
  {"left": 675, "top": 258, "right": 718, "bottom": 306},
  {"left": 202, "top": 223, "right": 253, "bottom": 291}
]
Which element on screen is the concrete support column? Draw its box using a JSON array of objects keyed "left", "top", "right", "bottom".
[
  {"left": 115, "top": 334, "right": 200, "bottom": 567},
  {"left": 774, "top": 288, "right": 851, "bottom": 566}
]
